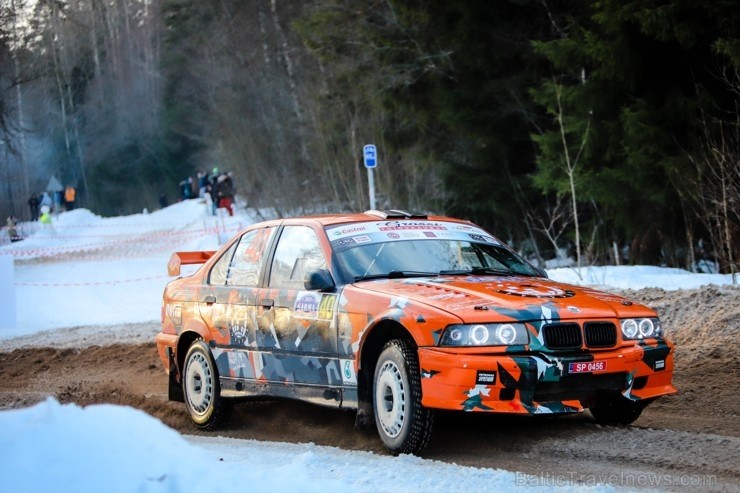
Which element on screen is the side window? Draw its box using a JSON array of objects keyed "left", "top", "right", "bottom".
[
  {"left": 209, "top": 242, "right": 238, "bottom": 286},
  {"left": 269, "top": 226, "right": 327, "bottom": 290},
  {"left": 227, "top": 227, "right": 276, "bottom": 286}
]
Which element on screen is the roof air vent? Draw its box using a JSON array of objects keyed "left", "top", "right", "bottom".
[{"left": 364, "top": 209, "right": 428, "bottom": 219}]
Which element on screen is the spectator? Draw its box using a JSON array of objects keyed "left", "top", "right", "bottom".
[
  {"left": 206, "top": 182, "right": 218, "bottom": 216},
  {"left": 189, "top": 175, "right": 198, "bottom": 199},
  {"left": 64, "top": 186, "right": 76, "bottom": 211},
  {"left": 40, "top": 191, "right": 52, "bottom": 211},
  {"left": 28, "top": 193, "right": 40, "bottom": 221},
  {"left": 180, "top": 179, "right": 191, "bottom": 200},
  {"left": 40, "top": 205, "right": 52, "bottom": 225},
  {"left": 197, "top": 170, "right": 208, "bottom": 198},
  {"left": 216, "top": 172, "right": 234, "bottom": 216},
  {"left": 6, "top": 216, "right": 21, "bottom": 242},
  {"left": 159, "top": 192, "right": 168, "bottom": 209}
]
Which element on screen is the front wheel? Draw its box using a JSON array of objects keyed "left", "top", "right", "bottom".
[
  {"left": 373, "top": 339, "right": 433, "bottom": 455},
  {"left": 182, "top": 339, "right": 231, "bottom": 430}
]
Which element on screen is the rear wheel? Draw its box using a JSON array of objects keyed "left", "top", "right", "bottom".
[
  {"left": 182, "top": 339, "right": 231, "bottom": 430},
  {"left": 590, "top": 396, "right": 649, "bottom": 426},
  {"left": 373, "top": 339, "right": 433, "bottom": 455}
]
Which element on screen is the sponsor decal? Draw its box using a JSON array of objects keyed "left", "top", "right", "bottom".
[
  {"left": 229, "top": 324, "right": 248, "bottom": 346},
  {"left": 167, "top": 304, "right": 182, "bottom": 325},
  {"left": 294, "top": 292, "right": 338, "bottom": 321},
  {"left": 428, "top": 292, "right": 466, "bottom": 301},
  {"left": 476, "top": 371, "right": 497, "bottom": 385},
  {"left": 567, "top": 306, "right": 581, "bottom": 313},
  {"left": 331, "top": 225, "right": 368, "bottom": 237},
  {"left": 654, "top": 359, "right": 665, "bottom": 371},
  {"left": 568, "top": 361, "right": 607, "bottom": 373},
  {"left": 340, "top": 359, "right": 358, "bottom": 385},
  {"left": 327, "top": 220, "right": 501, "bottom": 248},
  {"left": 378, "top": 221, "right": 447, "bottom": 231},
  {"left": 447, "top": 299, "right": 490, "bottom": 311},
  {"left": 496, "top": 283, "right": 575, "bottom": 298},
  {"left": 318, "top": 294, "right": 338, "bottom": 321},
  {"left": 294, "top": 292, "right": 321, "bottom": 319}
]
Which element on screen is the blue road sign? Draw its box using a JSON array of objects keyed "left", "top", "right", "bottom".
[{"left": 363, "top": 144, "right": 377, "bottom": 168}]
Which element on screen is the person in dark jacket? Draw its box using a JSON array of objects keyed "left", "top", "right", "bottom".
[
  {"left": 216, "top": 172, "right": 234, "bottom": 216},
  {"left": 28, "top": 193, "right": 40, "bottom": 221}
]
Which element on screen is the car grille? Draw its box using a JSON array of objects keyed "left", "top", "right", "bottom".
[
  {"left": 584, "top": 322, "right": 617, "bottom": 347},
  {"left": 542, "top": 323, "right": 582, "bottom": 349}
]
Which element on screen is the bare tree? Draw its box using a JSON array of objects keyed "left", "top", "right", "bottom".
[{"left": 552, "top": 79, "right": 590, "bottom": 270}]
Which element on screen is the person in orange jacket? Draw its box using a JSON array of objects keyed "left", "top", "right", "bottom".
[{"left": 64, "top": 186, "right": 76, "bottom": 211}]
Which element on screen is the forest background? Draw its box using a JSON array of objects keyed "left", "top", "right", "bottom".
[{"left": 0, "top": 0, "right": 738, "bottom": 273}]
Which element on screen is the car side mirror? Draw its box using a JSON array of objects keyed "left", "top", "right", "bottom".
[{"left": 304, "top": 269, "right": 335, "bottom": 292}]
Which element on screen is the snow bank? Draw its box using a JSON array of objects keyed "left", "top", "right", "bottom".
[
  {"left": 547, "top": 265, "right": 737, "bottom": 291},
  {"left": 0, "top": 398, "right": 347, "bottom": 493}
]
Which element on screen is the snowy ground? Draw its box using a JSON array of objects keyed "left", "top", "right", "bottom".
[{"left": 1, "top": 199, "right": 736, "bottom": 493}]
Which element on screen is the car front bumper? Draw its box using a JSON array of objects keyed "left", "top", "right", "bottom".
[{"left": 418, "top": 342, "right": 677, "bottom": 414}]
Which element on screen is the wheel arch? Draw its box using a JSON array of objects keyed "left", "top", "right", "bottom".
[
  {"left": 355, "top": 319, "right": 417, "bottom": 428},
  {"left": 176, "top": 330, "right": 207, "bottom": 374}
]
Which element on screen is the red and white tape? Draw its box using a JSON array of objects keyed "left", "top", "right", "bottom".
[{"left": 15, "top": 275, "right": 170, "bottom": 287}]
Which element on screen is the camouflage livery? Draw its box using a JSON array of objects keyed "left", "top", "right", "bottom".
[{"left": 156, "top": 211, "right": 676, "bottom": 454}]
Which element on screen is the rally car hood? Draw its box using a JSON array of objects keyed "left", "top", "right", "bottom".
[{"left": 352, "top": 275, "right": 652, "bottom": 323}]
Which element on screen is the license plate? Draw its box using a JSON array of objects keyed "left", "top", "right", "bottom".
[{"left": 569, "top": 361, "right": 607, "bottom": 373}]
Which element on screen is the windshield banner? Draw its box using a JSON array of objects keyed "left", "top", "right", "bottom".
[{"left": 325, "top": 221, "right": 500, "bottom": 250}]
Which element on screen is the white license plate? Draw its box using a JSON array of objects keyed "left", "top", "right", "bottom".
[{"left": 568, "top": 361, "right": 607, "bottom": 373}]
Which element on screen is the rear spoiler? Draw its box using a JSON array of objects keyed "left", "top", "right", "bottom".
[{"left": 167, "top": 251, "right": 217, "bottom": 277}]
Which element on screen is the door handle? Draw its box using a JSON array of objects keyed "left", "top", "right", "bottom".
[
  {"left": 260, "top": 299, "right": 274, "bottom": 308},
  {"left": 203, "top": 295, "right": 216, "bottom": 304}
]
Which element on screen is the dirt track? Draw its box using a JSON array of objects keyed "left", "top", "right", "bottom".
[{"left": 1, "top": 286, "right": 739, "bottom": 492}]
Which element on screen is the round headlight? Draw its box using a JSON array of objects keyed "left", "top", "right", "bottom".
[
  {"left": 449, "top": 328, "right": 463, "bottom": 343},
  {"left": 470, "top": 325, "right": 489, "bottom": 345},
  {"left": 495, "top": 324, "right": 517, "bottom": 344},
  {"left": 639, "top": 318, "right": 654, "bottom": 338},
  {"left": 621, "top": 319, "right": 638, "bottom": 339}
]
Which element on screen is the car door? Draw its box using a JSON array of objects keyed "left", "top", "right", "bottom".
[
  {"left": 257, "top": 224, "right": 342, "bottom": 387},
  {"left": 200, "top": 226, "right": 276, "bottom": 378}
]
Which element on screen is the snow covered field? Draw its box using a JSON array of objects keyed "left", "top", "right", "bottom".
[{"left": 1, "top": 200, "right": 736, "bottom": 493}]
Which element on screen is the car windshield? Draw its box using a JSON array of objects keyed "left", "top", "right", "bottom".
[{"left": 334, "top": 238, "right": 539, "bottom": 281}]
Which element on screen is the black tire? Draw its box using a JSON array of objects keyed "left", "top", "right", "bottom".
[
  {"left": 182, "top": 339, "right": 232, "bottom": 430},
  {"left": 590, "top": 396, "right": 648, "bottom": 426},
  {"left": 373, "top": 339, "right": 433, "bottom": 455}
]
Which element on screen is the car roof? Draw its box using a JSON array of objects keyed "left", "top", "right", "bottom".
[{"left": 266, "top": 210, "right": 471, "bottom": 228}]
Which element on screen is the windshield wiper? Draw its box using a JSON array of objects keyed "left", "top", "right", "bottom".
[
  {"left": 440, "top": 267, "right": 531, "bottom": 277},
  {"left": 354, "top": 270, "right": 438, "bottom": 282}
]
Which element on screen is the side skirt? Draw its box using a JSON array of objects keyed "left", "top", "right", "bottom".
[{"left": 220, "top": 377, "right": 358, "bottom": 410}]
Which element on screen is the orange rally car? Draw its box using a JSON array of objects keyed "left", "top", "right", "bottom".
[{"left": 155, "top": 210, "right": 676, "bottom": 455}]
